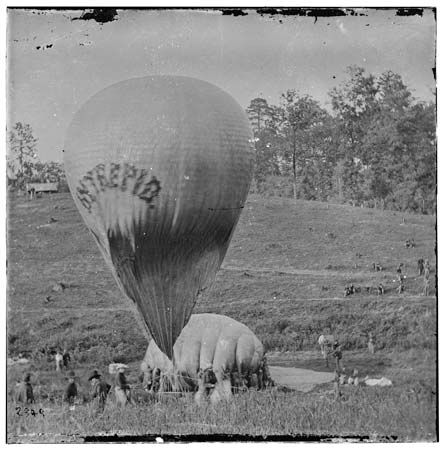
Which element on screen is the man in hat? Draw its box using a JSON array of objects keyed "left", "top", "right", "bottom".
[
  {"left": 15, "top": 373, "right": 34, "bottom": 404},
  {"left": 114, "top": 366, "right": 131, "bottom": 407},
  {"left": 64, "top": 371, "right": 78, "bottom": 405},
  {"left": 89, "top": 370, "right": 111, "bottom": 412}
]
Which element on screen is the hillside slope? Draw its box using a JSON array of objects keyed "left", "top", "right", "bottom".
[{"left": 7, "top": 193, "right": 436, "bottom": 360}]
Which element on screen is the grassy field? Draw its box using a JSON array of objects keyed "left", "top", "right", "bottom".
[{"left": 7, "top": 193, "right": 437, "bottom": 442}]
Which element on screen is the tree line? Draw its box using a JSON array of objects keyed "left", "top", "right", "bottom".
[
  {"left": 246, "top": 66, "right": 436, "bottom": 214},
  {"left": 8, "top": 65, "right": 436, "bottom": 214}
]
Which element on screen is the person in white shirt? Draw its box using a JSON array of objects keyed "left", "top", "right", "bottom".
[{"left": 55, "top": 350, "right": 63, "bottom": 372}]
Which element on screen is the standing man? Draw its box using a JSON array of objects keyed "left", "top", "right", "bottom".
[
  {"left": 114, "top": 366, "right": 131, "bottom": 407},
  {"left": 62, "top": 349, "right": 71, "bottom": 370},
  {"left": 141, "top": 368, "right": 153, "bottom": 392},
  {"left": 55, "top": 350, "right": 63, "bottom": 372},
  {"left": 318, "top": 335, "right": 333, "bottom": 368},
  {"left": 15, "top": 373, "right": 34, "bottom": 404},
  {"left": 397, "top": 272, "right": 404, "bottom": 294},
  {"left": 151, "top": 368, "right": 161, "bottom": 393},
  {"left": 330, "top": 341, "right": 343, "bottom": 373},
  {"left": 368, "top": 333, "right": 375, "bottom": 354},
  {"left": 89, "top": 370, "right": 111, "bottom": 413},
  {"left": 64, "top": 371, "right": 78, "bottom": 406},
  {"left": 417, "top": 258, "right": 425, "bottom": 276}
]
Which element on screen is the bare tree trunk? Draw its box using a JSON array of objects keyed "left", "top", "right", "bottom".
[
  {"left": 18, "top": 139, "right": 24, "bottom": 180},
  {"left": 292, "top": 131, "right": 297, "bottom": 200}
]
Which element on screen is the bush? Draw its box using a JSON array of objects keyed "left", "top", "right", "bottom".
[{"left": 275, "top": 319, "right": 291, "bottom": 334}]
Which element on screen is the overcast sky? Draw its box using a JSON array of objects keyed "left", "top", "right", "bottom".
[{"left": 7, "top": 8, "right": 436, "bottom": 162}]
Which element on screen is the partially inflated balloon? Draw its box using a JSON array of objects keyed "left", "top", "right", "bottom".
[{"left": 64, "top": 76, "right": 254, "bottom": 359}]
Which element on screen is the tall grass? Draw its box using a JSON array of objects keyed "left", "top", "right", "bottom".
[
  {"left": 8, "top": 381, "right": 436, "bottom": 442},
  {"left": 8, "top": 295, "right": 436, "bottom": 364}
]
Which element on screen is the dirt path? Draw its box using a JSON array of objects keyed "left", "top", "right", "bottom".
[
  {"left": 10, "top": 292, "right": 435, "bottom": 314},
  {"left": 269, "top": 366, "right": 333, "bottom": 392},
  {"left": 222, "top": 264, "right": 391, "bottom": 279},
  {"left": 9, "top": 293, "right": 435, "bottom": 315}
]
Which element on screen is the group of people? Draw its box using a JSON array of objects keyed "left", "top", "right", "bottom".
[
  {"left": 371, "top": 262, "right": 384, "bottom": 272},
  {"left": 319, "top": 336, "right": 343, "bottom": 370},
  {"left": 344, "top": 283, "right": 385, "bottom": 297},
  {"left": 140, "top": 357, "right": 273, "bottom": 399},
  {"left": 319, "top": 330, "right": 377, "bottom": 397},
  {"left": 397, "top": 258, "right": 431, "bottom": 296},
  {"left": 63, "top": 369, "right": 113, "bottom": 412},
  {"left": 54, "top": 348, "right": 71, "bottom": 372},
  {"left": 14, "top": 359, "right": 131, "bottom": 413},
  {"left": 65, "top": 366, "right": 131, "bottom": 411},
  {"left": 333, "top": 367, "right": 361, "bottom": 399},
  {"left": 322, "top": 334, "right": 376, "bottom": 399},
  {"left": 405, "top": 238, "right": 416, "bottom": 248},
  {"left": 343, "top": 284, "right": 357, "bottom": 297},
  {"left": 346, "top": 255, "right": 433, "bottom": 298}
]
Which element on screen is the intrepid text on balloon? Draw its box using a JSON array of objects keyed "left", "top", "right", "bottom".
[{"left": 76, "top": 162, "right": 162, "bottom": 212}]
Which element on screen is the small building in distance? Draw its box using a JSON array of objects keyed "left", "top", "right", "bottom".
[{"left": 26, "top": 182, "right": 59, "bottom": 199}]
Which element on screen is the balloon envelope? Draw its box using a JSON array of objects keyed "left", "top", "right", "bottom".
[{"left": 64, "top": 76, "right": 254, "bottom": 359}]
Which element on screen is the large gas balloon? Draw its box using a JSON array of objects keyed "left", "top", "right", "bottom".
[{"left": 64, "top": 76, "right": 254, "bottom": 359}]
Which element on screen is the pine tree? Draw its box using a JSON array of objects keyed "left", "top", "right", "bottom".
[{"left": 8, "top": 122, "right": 38, "bottom": 188}]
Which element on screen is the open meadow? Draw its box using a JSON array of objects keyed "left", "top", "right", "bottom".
[{"left": 7, "top": 192, "right": 437, "bottom": 442}]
